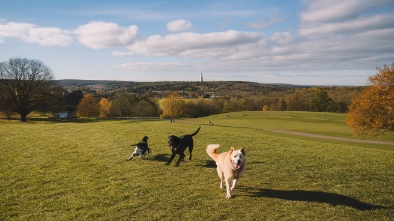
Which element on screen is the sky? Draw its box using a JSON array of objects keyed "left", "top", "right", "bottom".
[{"left": 1, "top": 0, "right": 394, "bottom": 85}]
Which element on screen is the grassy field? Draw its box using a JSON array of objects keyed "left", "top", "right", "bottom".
[{"left": 1, "top": 111, "right": 393, "bottom": 220}]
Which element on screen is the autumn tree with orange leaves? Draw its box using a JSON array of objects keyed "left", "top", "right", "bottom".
[
  {"left": 77, "top": 95, "right": 100, "bottom": 119},
  {"left": 99, "top": 98, "right": 112, "bottom": 118},
  {"left": 160, "top": 92, "right": 185, "bottom": 123},
  {"left": 347, "top": 62, "right": 394, "bottom": 135}
]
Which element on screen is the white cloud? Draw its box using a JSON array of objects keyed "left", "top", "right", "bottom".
[
  {"left": 74, "top": 21, "right": 138, "bottom": 49},
  {"left": 129, "top": 30, "right": 262, "bottom": 57},
  {"left": 295, "top": 0, "right": 394, "bottom": 68},
  {"left": 299, "top": 13, "right": 394, "bottom": 36},
  {"left": 247, "top": 17, "right": 284, "bottom": 29},
  {"left": 300, "top": 0, "right": 391, "bottom": 23},
  {"left": 112, "top": 51, "right": 134, "bottom": 57},
  {"left": 0, "top": 22, "right": 72, "bottom": 46},
  {"left": 166, "top": 19, "right": 193, "bottom": 32}
]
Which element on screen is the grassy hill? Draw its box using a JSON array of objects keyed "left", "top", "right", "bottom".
[{"left": 1, "top": 112, "right": 392, "bottom": 220}]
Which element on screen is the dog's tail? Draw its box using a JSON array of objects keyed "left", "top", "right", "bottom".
[
  {"left": 190, "top": 127, "right": 201, "bottom": 137},
  {"left": 190, "top": 127, "right": 201, "bottom": 136},
  {"left": 206, "top": 144, "right": 220, "bottom": 162}
]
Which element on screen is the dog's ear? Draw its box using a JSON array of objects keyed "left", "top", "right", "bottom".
[
  {"left": 229, "top": 147, "right": 235, "bottom": 154},
  {"left": 241, "top": 147, "right": 245, "bottom": 156}
]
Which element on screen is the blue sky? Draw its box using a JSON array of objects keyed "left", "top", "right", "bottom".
[{"left": 1, "top": 0, "right": 394, "bottom": 85}]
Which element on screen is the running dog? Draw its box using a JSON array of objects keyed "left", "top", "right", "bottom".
[
  {"left": 206, "top": 144, "right": 246, "bottom": 199},
  {"left": 127, "top": 136, "right": 151, "bottom": 161},
  {"left": 166, "top": 127, "right": 201, "bottom": 166}
]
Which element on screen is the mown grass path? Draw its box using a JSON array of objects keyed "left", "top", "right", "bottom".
[{"left": 264, "top": 129, "right": 394, "bottom": 145}]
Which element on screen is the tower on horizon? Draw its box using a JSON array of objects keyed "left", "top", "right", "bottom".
[{"left": 200, "top": 73, "right": 203, "bottom": 82}]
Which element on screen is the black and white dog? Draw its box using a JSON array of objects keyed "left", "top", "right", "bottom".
[
  {"left": 127, "top": 136, "right": 151, "bottom": 161},
  {"left": 166, "top": 127, "right": 201, "bottom": 166}
]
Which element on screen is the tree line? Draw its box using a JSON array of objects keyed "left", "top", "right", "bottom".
[
  {"left": 72, "top": 88, "right": 351, "bottom": 120},
  {"left": 1, "top": 58, "right": 393, "bottom": 135},
  {"left": 75, "top": 91, "right": 160, "bottom": 118}
]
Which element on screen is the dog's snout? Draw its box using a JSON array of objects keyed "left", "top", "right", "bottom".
[{"left": 237, "top": 160, "right": 241, "bottom": 164}]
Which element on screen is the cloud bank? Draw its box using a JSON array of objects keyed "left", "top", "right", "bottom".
[{"left": 0, "top": 22, "right": 72, "bottom": 46}]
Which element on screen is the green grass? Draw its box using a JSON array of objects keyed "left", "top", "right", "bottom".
[
  {"left": 187, "top": 111, "right": 394, "bottom": 142},
  {"left": 1, "top": 112, "right": 393, "bottom": 220}
]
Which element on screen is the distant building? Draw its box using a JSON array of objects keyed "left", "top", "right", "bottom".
[
  {"left": 200, "top": 73, "right": 203, "bottom": 82},
  {"left": 57, "top": 111, "right": 75, "bottom": 119}
]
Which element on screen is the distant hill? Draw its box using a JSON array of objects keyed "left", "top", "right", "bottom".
[
  {"left": 55, "top": 79, "right": 362, "bottom": 113},
  {"left": 56, "top": 79, "right": 310, "bottom": 95}
]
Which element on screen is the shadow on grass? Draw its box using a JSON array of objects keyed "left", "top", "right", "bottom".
[
  {"left": 151, "top": 154, "right": 169, "bottom": 162},
  {"left": 22, "top": 117, "right": 99, "bottom": 123},
  {"left": 197, "top": 160, "right": 217, "bottom": 168},
  {"left": 15, "top": 117, "right": 164, "bottom": 124},
  {"left": 242, "top": 187, "right": 387, "bottom": 211}
]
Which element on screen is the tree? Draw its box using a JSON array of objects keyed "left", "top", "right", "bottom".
[
  {"left": 347, "top": 62, "right": 394, "bottom": 135},
  {"left": 99, "top": 98, "right": 112, "bottom": 118},
  {"left": 132, "top": 99, "right": 160, "bottom": 117},
  {"left": 109, "top": 91, "right": 135, "bottom": 118},
  {"left": 160, "top": 92, "right": 185, "bottom": 122},
  {"left": 77, "top": 95, "right": 100, "bottom": 118},
  {"left": 65, "top": 90, "right": 84, "bottom": 112},
  {"left": 0, "top": 58, "right": 62, "bottom": 122},
  {"left": 311, "top": 90, "right": 334, "bottom": 112},
  {"left": 285, "top": 90, "right": 310, "bottom": 111}
]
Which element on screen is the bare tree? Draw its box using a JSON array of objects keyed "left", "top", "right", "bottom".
[{"left": 0, "top": 58, "right": 62, "bottom": 122}]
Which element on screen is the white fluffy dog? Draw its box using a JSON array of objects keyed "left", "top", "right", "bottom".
[{"left": 206, "top": 144, "right": 246, "bottom": 199}]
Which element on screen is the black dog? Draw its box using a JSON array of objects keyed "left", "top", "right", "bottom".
[{"left": 166, "top": 127, "right": 201, "bottom": 166}]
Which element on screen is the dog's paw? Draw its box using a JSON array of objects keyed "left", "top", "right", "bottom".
[{"left": 226, "top": 194, "right": 232, "bottom": 199}]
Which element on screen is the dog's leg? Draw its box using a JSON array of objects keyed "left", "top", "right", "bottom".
[
  {"left": 225, "top": 178, "right": 232, "bottom": 199},
  {"left": 231, "top": 179, "right": 239, "bottom": 192},
  {"left": 189, "top": 151, "right": 192, "bottom": 161},
  {"left": 144, "top": 148, "right": 151, "bottom": 159},
  {"left": 175, "top": 157, "right": 182, "bottom": 166},
  {"left": 189, "top": 141, "right": 194, "bottom": 161},
  {"left": 127, "top": 153, "right": 135, "bottom": 161},
  {"left": 217, "top": 167, "right": 223, "bottom": 189},
  {"left": 175, "top": 153, "right": 185, "bottom": 166},
  {"left": 166, "top": 153, "right": 176, "bottom": 165}
]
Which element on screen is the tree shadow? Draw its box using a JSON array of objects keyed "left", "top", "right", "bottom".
[
  {"left": 241, "top": 187, "right": 387, "bottom": 211},
  {"left": 23, "top": 117, "right": 99, "bottom": 123}
]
